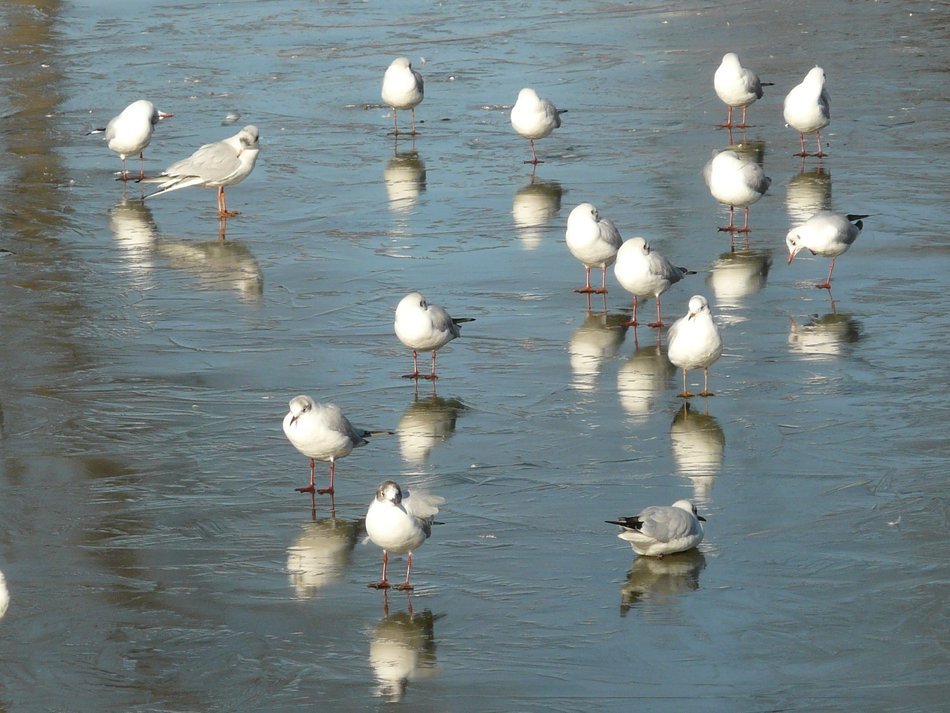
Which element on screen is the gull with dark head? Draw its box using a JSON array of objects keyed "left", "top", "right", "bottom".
[
  {"left": 784, "top": 66, "right": 831, "bottom": 158},
  {"left": 92, "top": 99, "right": 173, "bottom": 180},
  {"left": 143, "top": 125, "right": 260, "bottom": 218},
  {"left": 565, "top": 202, "right": 623, "bottom": 295},
  {"left": 382, "top": 57, "right": 424, "bottom": 136},
  {"left": 614, "top": 236, "right": 695, "bottom": 328},
  {"left": 713, "top": 53, "right": 771, "bottom": 129},
  {"left": 366, "top": 480, "right": 443, "bottom": 591},
  {"left": 394, "top": 292, "right": 473, "bottom": 380},
  {"left": 510, "top": 87, "right": 565, "bottom": 165},
  {"left": 786, "top": 211, "right": 866, "bottom": 289},
  {"left": 607, "top": 500, "right": 706, "bottom": 557},
  {"left": 667, "top": 295, "right": 723, "bottom": 398},
  {"left": 282, "top": 395, "right": 382, "bottom": 497}
]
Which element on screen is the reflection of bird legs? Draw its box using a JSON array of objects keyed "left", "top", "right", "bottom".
[{"left": 584, "top": 291, "right": 606, "bottom": 313}]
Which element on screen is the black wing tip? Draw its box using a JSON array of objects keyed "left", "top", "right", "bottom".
[
  {"left": 453, "top": 317, "right": 476, "bottom": 325},
  {"left": 846, "top": 213, "right": 870, "bottom": 222}
]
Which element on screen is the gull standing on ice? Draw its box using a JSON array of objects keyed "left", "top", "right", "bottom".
[
  {"left": 565, "top": 203, "right": 623, "bottom": 294},
  {"left": 92, "top": 100, "right": 173, "bottom": 180},
  {"left": 786, "top": 211, "right": 866, "bottom": 289},
  {"left": 667, "top": 295, "right": 723, "bottom": 398},
  {"left": 704, "top": 149, "right": 771, "bottom": 233},
  {"left": 283, "top": 395, "right": 382, "bottom": 497},
  {"left": 713, "top": 53, "right": 771, "bottom": 129},
  {"left": 395, "top": 292, "right": 474, "bottom": 380},
  {"left": 366, "top": 480, "right": 443, "bottom": 590},
  {"left": 784, "top": 66, "right": 830, "bottom": 157},
  {"left": 606, "top": 500, "right": 706, "bottom": 557},
  {"left": 382, "top": 57, "right": 424, "bottom": 136},
  {"left": 143, "top": 125, "right": 260, "bottom": 218},
  {"left": 510, "top": 87, "right": 565, "bottom": 164},
  {"left": 614, "top": 236, "right": 695, "bottom": 328}
]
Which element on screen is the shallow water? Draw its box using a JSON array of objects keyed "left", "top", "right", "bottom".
[{"left": 0, "top": 0, "right": 948, "bottom": 710}]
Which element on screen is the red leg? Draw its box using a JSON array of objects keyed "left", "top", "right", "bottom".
[
  {"left": 296, "top": 458, "right": 317, "bottom": 494},
  {"left": 738, "top": 106, "right": 749, "bottom": 129},
  {"left": 623, "top": 295, "right": 640, "bottom": 327},
  {"left": 402, "top": 350, "right": 422, "bottom": 379},
  {"left": 575, "top": 265, "right": 597, "bottom": 294},
  {"left": 718, "top": 105, "right": 733, "bottom": 129},
  {"left": 369, "top": 550, "right": 391, "bottom": 589},
  {"left": 794, "top": 132, "right": 808, "bottom": 157},
  {"left": 815, "top": 258, "right": 836, "bottom": 289},
  {"left": 735, "top": 206, "right": 751, "bottom": 234},
  {"left": 317, "top": 459, "right": 335, "bottom": 495},
  {"left": 525, "top": 139, "right": 542, "bottom": 165},
  {"left": 719, "top": 205, "right": 737, "bottom": 232},
  {"left": 422, "top": 350, "right": 438, "bottom": 381},
  {"left": 648, "top": 295, "right": 664, "bottom": 328},
  {"left": 677, "top": 368, "right": 695, "bottom": 398},
  {"left": 814, "top": 130, "right": 826, "bottom": 158},
  {"left": 410, "top": 108, "right": 417, "bottom": 136},
  {"left": 700, "top": 367, "right": 715, "bottom": 397},
  {"left": 218, "top": 187, "right": 240, "bottom": 218},
  {"left": 394, "top": 552, "right": 414, "bottom": 591}
]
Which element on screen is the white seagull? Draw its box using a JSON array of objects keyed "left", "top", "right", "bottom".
[
  {"left": 613, "top": 236, "right": 695, "bottom": 328},
  {"left": 510, "top": 87, "right": 565, "bottom": 164},
  {"left": 713, "top": 53, "right": 771, "bottom": 129},
  {"left": 786, "top": 211, "right": 867, "bottom": 289},
  {"left": 667, "top": 295, "right": 723, "bottom": 398},
  {"left": 143, "top": 125, "right": 260, "bottom": 218},
  {"left": 783, "top": 66, "right": 831, "bottom": 157},
  {"left": 703, "top": 149, "right": 771, "bottom": 233},
  {"left": 92, "top": 99, "right": 173, "bottom": 180},
  {"left": 607, "top": 500, "right": 706, "bottom": 557},
  {"left": 565, "top": 203, "right": 623, "bottom": 294},
  {"left": 282, "top": 395, "right": 383, "bottom": 497},
  {"left": 394, "top": 292, "right": 474, "bottom": 380},
  {"left": 366, "top": 480, "right": 443, "bottom": 590},
  {"left": 382, "top": 57, "right": 424, "bottom": 136}
]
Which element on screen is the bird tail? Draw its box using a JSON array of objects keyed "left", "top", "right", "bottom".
[
  {"left": 452, "top": 317, "right": 475, "bottom": 326},
  {"left": 86, "top": 127, "right": 106, "bottom": 135},
  {"left": 846, "top": 214, "right": 870, "bottom": 222},
  {"left": 140, "top": 175, "right": 205, "bottom": 200},
  {"left": 761, "top": 81, "right": 775, "bottom": 87}
]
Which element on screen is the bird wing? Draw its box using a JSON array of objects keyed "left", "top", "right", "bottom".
[
  {"left": 163, "top": 138, "right": 241, "bottom": 183},
  {"left": 427, "top": 304, "right": 461, "bottom": 339},
  {"left": 638, "top": 506, "right": 695, "bottom": 541},
  {"left": 403, "top": 489, "right": 444, "bottom": 524},
  {"left": 599, "top": 218, "right": 624, "bottom": 252}
]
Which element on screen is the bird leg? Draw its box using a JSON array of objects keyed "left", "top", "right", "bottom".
[
  {"left": 218, "top": 187, "right": 240, "bottom": 219},
  {"left": 735, "top": 206, "right": 752, "bottom": 234},
  {"left": 410, "top": 108, "right": 418, "bottom": 136},
  {"left": 677, "top": 368, "right": 695, "bottom": 399},
  {"left": 815, "top": 258, "right": 836, "bottom": 290},
  {"left": 737, "top": 106, "right": 749, "bottom": 129},
  {"left": 422, "top": 350, "right": 439, "bottom": 381},
  {"left": 648, "top": 296, "right": 664, "bottom": 328},
  {"left": 138, "top": 151, "right": 146, "bottom": 181},
  {"left": 402, "top": 350, "right": 422, "bottom": 379},
  {"left": 718, "top": 105, "right": 734, "bottom": 129},
  {"left": 814, "top": 131, "right": 826, "bottom": 158},
  {"left": 295, "top": 458, "right": 317, "bottom": 494},
  {"left": 718, "top": 205, "right": 738, "bottom": 232},
  {"left": 524, "top": 139, "right": 543, "bottom": 165},
  {"left": 622, "top": 295, "right": 640, "bottom": 327},
  {"left": 317, "top": 460, "right": 335, "bottom": 495},
  {"left": 699, "top": 367, "right": 715, "bottom": 397},
  {"left": 394, "top": 552, "right": 414, "bottom": 591},
  {"left": 575, "top": 265, "right": 603, "bottom": 294},
  {"left": 368, "top": 550, "right": 391, "bottom": 589}
]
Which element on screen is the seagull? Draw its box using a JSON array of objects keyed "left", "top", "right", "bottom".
[
  {"left": 565, "top": 203, "right": 623, "bottom": 294},
  {"left": 143, "top": 125, "right": 260, "bottom": 218},
  {"left": 703, "top": 149, "right": 771, "bottom": 233},
  {"left": 786, "top": 211, "right": 866, "bottom": 289},
  {"left": 713, "top": 53, "right": 772, "bottom": 128},
  {"left": 783, "top": 66, "right": 830, "bottom": 157},
  {"left": 366, "top": 480, "right": 443, "bottom": 590},
  {"left": 666, "top": 295, "right": 723, "bottom": 398},
  {"left": 510, "top": 87, "right": 565, "bottom": 164},
  {"left": 382, "top": 57, "right": 424, "bottom": 136},
  {"left": 606, "top": 500, "right": 706, "bottom": 557},
  {"left": 613, "top": 236, "right": 695, "bottom": 328},
  {"left": 90, "top": 100, "right": 173, "bottom": 180},
  {"left": 394, "top": 292, "right": 474, "bottom": 380},
  {"left": 282, "top": 395, "right": 382, "bottom": 497}
]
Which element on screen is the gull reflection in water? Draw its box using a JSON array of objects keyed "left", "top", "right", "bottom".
[
  {"left": 109, "top": 198, "right": 159, "bottom": 286},
  {"left": 619, "top": 549, "right": 706, "bottom": 615},
  {"left": 788, "top": 311, "right": 863, "bottom": 360},
  {"left": 155, "top": 238, "right": 264, "bottom": 302},
  {"left": 616, "top": 331, "right": 675, "bottom": 421},
  {"left": 786, "top": 165, "right": 832, "bottom": 226},
  {"left": 397, "top": 390, "right": 466, "bottom": 466},
  {"left": 370, "top": 596, "right": 443, "bottom": 703},
  {"left": 0, "top": 569, "right": 9, "bottom": 620},
  {"left": 569, "top": 312, "right": 629, "bottom": 391},
  {"left": 512, "top": 175, "right": 563, "bottom": 250},
  {"left": 286, "top": 517, "right": 364, "bottom": 600},
  {"left": 706, "top": 248, "right": 772, "bottom": 310},
  {"left": 384, "top": 147, "right": 426, "bottom": 215},
  {"left": 670, "top": 402, "right": 725, "bottom": 503}
]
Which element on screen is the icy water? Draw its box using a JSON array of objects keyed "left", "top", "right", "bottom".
[{"left": 1, "top": 0, "right": 948, "bottom": 711}]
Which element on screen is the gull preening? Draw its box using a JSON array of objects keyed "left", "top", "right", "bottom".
[
  {"left": 713, "top": 53, "right": 771, "bottom": 129},
  {"left": 366, "top": 480, "right": 443, "bottom": 591},
  {"left": 613, "top": 236, "right": 695, "bottom": 328},
  {"left": 607, "top": 500, "right": 706, "bottom": 557},
  {"left": 703, "top": 149, "right": 771, "bottom": 233},
  {"left": 510, "top": 87, "right": 565, "bottom": 164},
  {"left": 783, "top": 66, "right": 830, "bottom": 157},
  {"left": 786, "top": 211, "right": 866, "bottom": 289},
  {"left": 143, "top": 125, "right": 260, "bottom": 218},
  {"left": 282, "top": 395, "right": 381, "bottom": 497},
  {"left": 92, "top": 99, "right": 173, "bottom": 180},
  {"left": 667, "top": 295, "right": 723, "bottom": 398},
  {"left": 565, "top": 203, "right": 623, "bottom": 294},
  {"left": 394, "top": 292, "right": 474, "bottom": 380},
  {"left": 382, "top": 57, "right": 424, "bottom": 136}
]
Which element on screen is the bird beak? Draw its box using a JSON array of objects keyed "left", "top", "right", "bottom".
[
  {"left": 159, "top": 112, "right": 174, "bottom": 120},
  {"left": 289, "top": 414, "right": 299, "bottom": 426},
  {"left": 688, "top": 311, "right": 697, "bottom": 320},
  {"left": 787, "top": 253, "right": 795, "bottom": 265}
]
